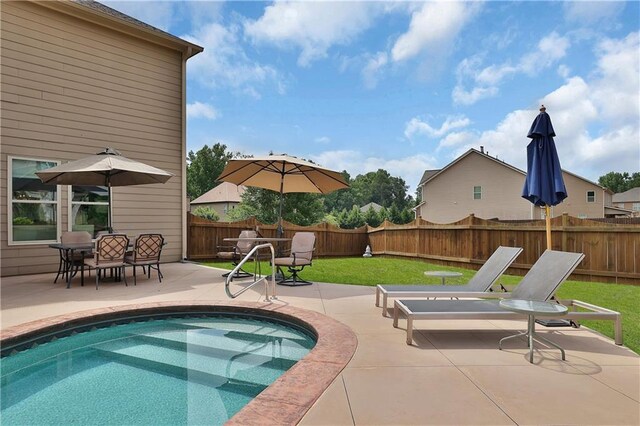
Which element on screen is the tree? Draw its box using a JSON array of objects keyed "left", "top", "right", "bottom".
[
  {"left": 228, "top": 187, "right": 325, "bottom": 226},
  {"left": 363, "top": 206, "right": 382, "bottom": 227},
  {"left": 350, "top": 169, "right": 413, "bottom": 211},
  {"left": 598, "top": 171, "right": 640, "bottom": 193},
  {"left": 336, "top": 206, "right": 365, "bottom": 229},
  {"left": 191, "top": 206, "right": 219, "bottom": 221},
  {"left": 186, "top": 143, "right": 237, "bottom": 200}
]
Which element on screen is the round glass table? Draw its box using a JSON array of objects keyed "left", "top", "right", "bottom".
[{"left": 498, "top": 299, "right": 569, "bottom": 363}]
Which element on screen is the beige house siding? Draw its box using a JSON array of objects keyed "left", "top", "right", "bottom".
[
  {"left": 417, "top": 150, "right": 611, "bottom": 223},
  {"left": 1, "top": 1, "right": 201, "bottom": 276},
  {"left": 419, "top": 152, "right": 531, "bottom": 223}
]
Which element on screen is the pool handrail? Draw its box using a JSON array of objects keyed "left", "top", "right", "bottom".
[{"left": 225, "top": 243, "right": 276, "bottom": 302}]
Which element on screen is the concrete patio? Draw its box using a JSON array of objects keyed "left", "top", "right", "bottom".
[{"left": 1, "top": 261, "right": 638, "bottom": 425}]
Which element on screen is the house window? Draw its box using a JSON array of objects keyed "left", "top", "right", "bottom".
[
  {"left": 586, "top": 191, "right": 596, "bottom": 203},
  {"left": 8, "top": 157, "right": 60, "bottom": 244},
  {"left": 473, "top": 186, "right": 482, "bottom": 200},
  {"left": 69, "top": 186, "right": 109, "bottom": 237},
  {"left": 633, "top": 203, "right": 640, "bottom": 212}
]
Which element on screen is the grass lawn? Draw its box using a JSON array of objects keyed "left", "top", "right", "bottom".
[{"left": 203, "top": 256, "right": 639, "bottom": 354}]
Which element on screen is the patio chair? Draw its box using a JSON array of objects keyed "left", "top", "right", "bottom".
[
  {"left": 54, "top": 231, "right": 92, "bottom": 284},
  {"left": 375, "top": 246, "right": 523, "bottom": 316},
  {"left": 125, "top": 234, "right": 164, "bottom": 286},
  {"left": 273, "top": 232, "right": 316, "bottom": 286},
  {"left": 217, "top": 230, "right": 257, "bottom": 278},
  {"left": 393, "top": 250, "right": 623, "bottom": 347},
  {"left": 84, "top": 233, "right": 129, "bottom": 290}
]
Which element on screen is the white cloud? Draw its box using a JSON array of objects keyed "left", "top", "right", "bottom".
[
  {"left": 564, "top": 1, "right": 625, "bottom": 24},
  {"left": 405, "top": 115, "right": 471, "bottom": 139},
  {"left": 310, "top": 150, "right": 438, "bottom": 192},
  {"left": 453, "top": 32, "right": 571, "bottom": 105},
  {"left": 244, "top": 2, "right": 380, "bottom": 67},
  {"left": 187, "top": 102, "right": 219, "bottom": 120},
  {"left": 183, "top": 23, "right": 282, "bottom": 98},
  {"left": 362, "top": 52, "right": 389, "bottom": 89},
  {"left": 391, "top": 2, "right": 480, "bottom": 63},
  {"left": 442, "top": 32, "right": 639, "bottom": 180},
  {"left": 315, "top": 136, "right": 331, "bottom": 144}
]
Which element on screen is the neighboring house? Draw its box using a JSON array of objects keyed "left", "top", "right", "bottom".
[
  {"left": 1, "top": 0, "right": 203, "bottom": 276},
  {"left": 360, "top": 202, "right": 383, "bottom": 213},
  {"left": 612, "top": 187, "right": 640, "bottom": 217},
  {"left": 415, "top": 148, "right": 622, "bottom": 223},
  {"left": 190, "top": 182, "right": 246, "bottom": 221}
]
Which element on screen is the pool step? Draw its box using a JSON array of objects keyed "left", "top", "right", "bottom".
[
  {"left": 127, "top": 328, "right": 311, "bottom": 360},
  {"left": 162, "top": 319, "right": 313, "bottom": 346},
  {"left": 91, "top": 338, "right": 293, "bottom": 387},
  {"left": 92, "top": 347, "right": 266, "bottom": 398}
]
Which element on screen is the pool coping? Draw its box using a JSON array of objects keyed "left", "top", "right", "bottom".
[{"left": 0, "top": 300, "right": 358, "bottom": 425}]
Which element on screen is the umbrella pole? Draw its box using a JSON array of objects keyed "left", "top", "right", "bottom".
[
  {"left": 108, "top": 183, "right": 113, "bottom": 233},
  {"left": 545, "top": 205, "right": 552, "bottom": 250},
  {"left": 277, "top": 175, "right": 284, "bottom": 238}
]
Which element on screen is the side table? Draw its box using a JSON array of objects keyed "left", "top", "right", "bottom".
[
  {"left": 424, "top": 271, "right": 462, "bottom": 285},
  {"left": 498, "top": 299, "right": 569, "bottom": 363}
]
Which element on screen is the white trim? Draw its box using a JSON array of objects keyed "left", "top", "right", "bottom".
[
  {"left": 586, "top": 190, "right": 596, "bottom": 203},
  {"left": 7, "top": 156, "right": 61, "bottom": 246}
]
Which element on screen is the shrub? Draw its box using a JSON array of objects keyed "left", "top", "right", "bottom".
[{"left": 192, "top": 206, "right": 220, "bottom": 221}]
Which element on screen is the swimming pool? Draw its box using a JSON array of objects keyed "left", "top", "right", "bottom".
[{"left": 1, "top": 312, "right": 316, "bottom": 425}]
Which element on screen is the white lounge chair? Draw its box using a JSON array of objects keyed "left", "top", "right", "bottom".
[
  {"left": 393, "top": 250, "right": 623, "bottom": 346},
  {"left": 376, "top": 246, "right": 523, "bottom": 317}
]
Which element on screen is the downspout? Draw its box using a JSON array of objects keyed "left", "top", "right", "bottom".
[{"left": 181, "top": 48, "right": 190, "bottom": 261}]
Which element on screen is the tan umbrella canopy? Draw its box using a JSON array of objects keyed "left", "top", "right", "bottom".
[
  {"left": 218, "top": 154, "right": 348, "bottom": 235},
  {"left": 36, "top": 148, "right": 173, "bottom": 231}
]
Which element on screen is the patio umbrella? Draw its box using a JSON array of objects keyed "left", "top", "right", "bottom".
[
  {"left": 521, "top": 106, "right": 567, "bottom": 249},
  {"left": 217, "top": 154, "right": 348, "bottom": 236},
  {"left": 36, "top": 147, "right": 173, "bottom": 232}
]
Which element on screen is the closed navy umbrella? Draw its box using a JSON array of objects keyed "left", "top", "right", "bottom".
[{"left": 522, "top": 105, "right": 567, "bottom": 249}]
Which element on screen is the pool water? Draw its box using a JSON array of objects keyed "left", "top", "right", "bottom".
[{"left": 1, "top": 315, "right": 315, "bottom": 425}]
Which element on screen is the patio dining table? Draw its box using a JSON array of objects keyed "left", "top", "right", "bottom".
[
  {"left": 49, "top": 238, "right": 166, "bottom": 289},
  {"left": 49, "top": 241, "right": 95, "bottom": 289}
]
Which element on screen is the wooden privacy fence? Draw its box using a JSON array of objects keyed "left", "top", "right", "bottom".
[
  {"left": 187, "top": 213, "right": 368, "bottom": 260},
  {"left": 187, "top": 213, "right": 640, "bottom": 284}
]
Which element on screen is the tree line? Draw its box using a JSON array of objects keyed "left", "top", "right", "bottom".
[{"left": 187, "top": 144, "right": 416, "bottom": 228}]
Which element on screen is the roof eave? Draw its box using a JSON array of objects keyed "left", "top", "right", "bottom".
[{"left": 37, "top": 0, "right": 204, "bottom": 58}]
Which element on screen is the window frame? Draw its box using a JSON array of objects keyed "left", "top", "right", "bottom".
[
  {"left": 67, "top": 186, "right": 110, "bottom": 236},
  {"left": 7, "top": 156, "right": 61, "bottom": 246},
  {"left": 473, "top": 185, "right": 482, "bottom": 200},
  {"left": 586, "top": 190, "right": 596, "bottom": 203}
]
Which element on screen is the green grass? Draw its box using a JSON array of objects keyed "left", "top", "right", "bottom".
[{"left": 203, "top": 256, "right": 639, "bottom": 354}]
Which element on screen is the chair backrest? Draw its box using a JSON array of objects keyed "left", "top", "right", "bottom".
[
  {"left": 133, "top": 234, "right": 164, "bottom": 261},
  {"left": 94, "top": 234, "right": 129, "bottom": 265},
  {"left": 61, "top": 231, "right": 92, "bottom": 245},
  {"left": 236, "top": 230, "right": 257, "bottom": 252},
  {"left": 510, "top": 250, "right": 585, "bottom": 301},
  {"left": 466, "top": 246, "right": 523, "bottom": 291},
  {"left": 290, "top": 232, "right": 316, "bottom": 262}
]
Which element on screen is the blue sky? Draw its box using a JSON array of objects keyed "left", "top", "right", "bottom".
[{"left": 106, "top": 1, "right": 639, "bottom": 193}]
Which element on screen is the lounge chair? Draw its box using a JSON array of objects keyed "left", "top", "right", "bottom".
[
  {"left": 376, "top": 246, "right": 523, "bottom": 317},
  {"left": 393, "top": 250, "right": 623, "bottom": 346},
  {"left": 217, "top": 230, "right": 257, "bottom": 278},
  {"left": 273, "top": 232, "right": 316, "bottom": 286}
]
